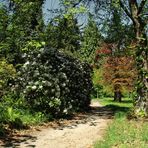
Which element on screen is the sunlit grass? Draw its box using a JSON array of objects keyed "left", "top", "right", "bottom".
[
  {"left": 98, "top": 97, "right": 133, "bottom": 108},
  {"left": 94, "top": 112, "right": 148, "bottom": 148},
  {"left": 94, "top": 98, "right": 148, "bottom": 148}
]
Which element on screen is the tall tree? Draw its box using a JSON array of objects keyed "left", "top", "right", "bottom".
[
  {"left": 80, "top": 13, "right": 102, "bottom": 63},
  {"left": 0, "top": 4, "right": 9, "bottom": 58},
  {"left": 45, "top": 0, "right": 82, "bottom": 54},
  {"left": 0, "top": 5, "right": 8, "bottom": 43},
  {"left": 118, "top": 0, "right": 148, "bottom": 116},
  {"left": 105, "top": 7, "right": 135, "bottom": 53},
  {"left": 80, "top": 0, "right": 148, "bottom": 116},
  {"left": 58, "top": 16, "right": 81, "bottom": 53},
  {"left": 1, "top": 0, "right": 45, "bottom": 64},
  {"left": 45, "top": 15, "right": 81, "bottom": 54},
  {"left": 103, "top": 56, "right": 137, "bottom": 102}
]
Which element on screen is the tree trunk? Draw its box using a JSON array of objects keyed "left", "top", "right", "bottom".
[
  {"left": 119, "top": 0, "right": 148, "bottom": 117},
  {"left": 114, "top": 90, "right": 122, "bottom": 102},
  {"left": 134, "top": 38, "right": 148, "bottom": 116},
  {"left": 133, "top": 18, "right": 148, "bottom": 117}
]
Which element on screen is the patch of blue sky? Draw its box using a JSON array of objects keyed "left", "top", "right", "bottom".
[{"left": 43, "top": 0, "right": 88, "bottom": 28}]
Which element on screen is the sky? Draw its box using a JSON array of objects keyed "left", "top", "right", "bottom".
[
  {"left": 0, "top": 0, "right": 89, "bottom": 26},
  {"left": 43, "top": 0, "right": 88, "bottom": 26},
  {"left": 0, "top": 0, "right": 60, "bottom": 23},
  {"left": 43, "top": 0, "right": 60, "bottom": 23}
]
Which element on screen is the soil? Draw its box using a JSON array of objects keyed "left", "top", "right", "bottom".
[{"left": 0, "top": 101, "right": 113, "bottom": 148}]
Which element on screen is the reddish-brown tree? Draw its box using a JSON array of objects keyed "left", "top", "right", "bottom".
[{"left": 103, "top": 56, "right": 137, "bottom": 102}]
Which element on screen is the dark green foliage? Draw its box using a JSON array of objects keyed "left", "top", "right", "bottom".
[
  {"left": 45, "top": 16, "right": 81, "bottom": 54},
  {"left": 57, "top": 17, "right": 81, "bottom": 53},
  {"left": 16, "top": 48, "right": 93, "bottom": 116},
  {"left": 80, "top": 13, "right": 101, "bottom": 63},
  {"left": 0, "top": 1, "right": 45, "bottom": 64},
  {"left": 0, "top": 94, "right": 47, "bottom": 128},
  {"left": 105, "top": 8, "right": 135, "bottom": 54},
  {"left": 0, "top": 0, "right": 93, "bottom": 127},
  {"left": 0, "top": 5, "right": 10, "bottom": 59},
  {"left": 0, "top": 58, "right": 16, "bottom": 97},
  {"left": 0, "top": 5, "right": 8, "bottom": 42},
  {"left": 0, "top": 124, "right": 6, "bottom": 136}
]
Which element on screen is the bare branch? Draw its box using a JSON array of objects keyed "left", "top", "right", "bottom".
[
  {"left": 138, "top": 0, "right": 147, "bottom": 15},
  {"left": 72, "top": 0, "right": 83, "bottom": 7},
  {"left": 135, "top": 0, "right": 139, "bottom": 9},
  {"left": 128, "top": 0, "right": 132, "bottom": 15},
  {"left": 119, "top": 0, "right": 134, "bottom": 21},
  {"left": 128, "top": 0, "right": 138, "bottom": 13}
]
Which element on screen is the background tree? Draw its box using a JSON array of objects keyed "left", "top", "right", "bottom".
[
  {"left": 103, "top": 56, "right": 137, "bottom": 102},
  {"left": 1, "top": 0, "right": 45, "bottom": 64},
  {"left": 105, "top": 7, "right": 135, "bottom": 53},
  {"left": 79, "top": 0, "right": 148, "bottom": 117},
  {"left": 118, "top": 0, "right": 148, "bottom": 116},
  {"left": 0, "top": 5, "right": 8, "bottom": 43},
  {"left": 45, "top": 0, "right": 83, "bottom": 55},
  {"left": 46, "top": 15, "right": 81, "bottom": 54},
  {"left": 0, "top": 5, "right": 9, "bottom": 58},
  {"left": 80, "top": 13, "right": 102, "bottom": 63}
]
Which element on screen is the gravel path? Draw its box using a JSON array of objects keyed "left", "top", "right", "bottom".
[{"left": 1, "top": 101, "right": 113, "bottom": 148}]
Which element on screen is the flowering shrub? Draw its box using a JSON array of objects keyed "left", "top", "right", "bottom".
[{"left": 16, "top": 48, "right": 93, "bottom": 116}]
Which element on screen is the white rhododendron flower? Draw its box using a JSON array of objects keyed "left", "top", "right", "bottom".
[{"left": 32, "top": 86, "right": 37, "bottom": 90}]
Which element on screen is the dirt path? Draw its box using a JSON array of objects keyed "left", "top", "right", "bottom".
[{"left": 1, "top": 101, "right": 113, "bottom": 148}]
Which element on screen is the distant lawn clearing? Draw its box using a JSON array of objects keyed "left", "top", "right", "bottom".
[{"left": 98, "top": 97, "right": 133, "bottom": 108}]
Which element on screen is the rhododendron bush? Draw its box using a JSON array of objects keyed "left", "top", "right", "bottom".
[{"left": 16, "top": 48, "right": 93, "bottom": 116}]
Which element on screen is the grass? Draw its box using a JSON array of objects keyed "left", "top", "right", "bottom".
[
  {"left": 94, "top": 97, "right": 148, "bottom": 148},
  {"left": 98, "top": 97, "right": 133, "bottom": 108}
]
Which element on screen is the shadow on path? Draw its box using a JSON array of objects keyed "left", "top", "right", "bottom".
[
  {"left": 105, "top": 104, "right": 131, "bottom": 113},
  {"left": 0, "top": 132, "right": 37, "bottom": 148},
  {"left": 0, "top": 101, "right": 130, "bottom": 147}
]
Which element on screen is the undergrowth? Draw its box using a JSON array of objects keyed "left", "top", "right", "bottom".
[{"left": 0, "top": 95, "right": 49, "bottom": 131}]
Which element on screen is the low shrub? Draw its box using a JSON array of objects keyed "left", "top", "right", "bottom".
[
  {"left": 15, "top": 48, "right": 93, "bottom": 116},
  {"left": 0, "top": 95, "right": 47, "bottom": 128},
  {"left": 0, "top": 58, "right": 16, "bottom": 97}
]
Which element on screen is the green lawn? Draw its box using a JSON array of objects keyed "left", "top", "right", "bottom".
[
  {"left": 98, "top": 97, "right": 133, "bottom": 108},
  {"left": 94, "top": 97, "right": 148, "bottom": 148}
]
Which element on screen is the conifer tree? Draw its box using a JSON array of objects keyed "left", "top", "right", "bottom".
[{"left": 80, "top": 13, "right": 102, "bottom": 63}]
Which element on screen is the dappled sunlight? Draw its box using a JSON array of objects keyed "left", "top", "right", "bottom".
[
  {"left": 0, "top": 132, "right": 37, "bottom": 148},
  {"left": 0, "top": 101, "right": 112, "bottom": 148}
]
